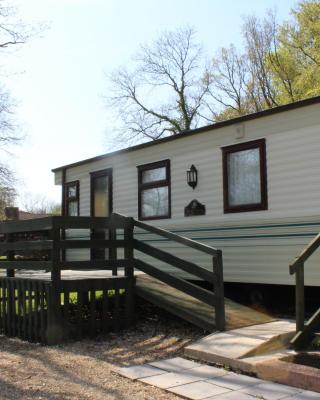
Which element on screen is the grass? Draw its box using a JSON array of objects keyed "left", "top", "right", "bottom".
[{"left": 0, "top": 287, "right": 126, "bottom": 314}]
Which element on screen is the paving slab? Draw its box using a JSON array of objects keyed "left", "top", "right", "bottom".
[
  {"left": 206, "top": 372, "right": 262, "bottom": 390},
  {"left": 287, "top": 390, "right": 320, "bottom": 399},
  {"left": 185, "top": 320, "right": 295, "bottom": 372},
  {"left": 116, "top": 364, "right": 165, "bottom": 380},
  {"left": 167, "top": 380, "right": 231, "bottom": 399},
  {"left": 149, "top": 357, "right": 199, "bottom": 372},
  {"left": 240, "top": 381, "right": 302, "bottom": 399},
  {"left": 139, "top": 371, "right": 202, "bottom": 389},
  {"left": 183, "top": 364, "right": 230, "bottom": 379},
  {"left": 204, "top": 391, "right": 258, "bottom": 399},
  {"left": 117, "top": 357, "right": 320, "bottom": 400}
]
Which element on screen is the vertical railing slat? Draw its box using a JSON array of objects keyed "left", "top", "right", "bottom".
[
  {"left": 90, "top": 290, "right": 96, "bottom": 337},
  {"left": 213, "top": 250, "right": 225, "bottom": 331},
  {"left": 109, "top": 215, "right": 117, "bottom": 276},
  {"left": 124, "top": 217, "right": 134, "bottom": 327},
  {"left": 102, "top": 289, "right": 109, "bottom": 333},
  {"left": 33, "top": 280, "right": 39, "bottom": 342},
  {"left": 113, "top": 287, "right": 120, "bottom": 331},
  {"left": 296, "top": 262, "right": 305, "bottom": 333},
  {"left": 10, "top": 279, "right": 16, "bottom": 337},
  {"left": 22, "top": 280, "right": 27, "bottom": 340},
  {"left": 17, "top": 279, "right": 22, "bottom": 338},
  {"left": 40, "top": 282, "right": 46, "bottom": 343}
]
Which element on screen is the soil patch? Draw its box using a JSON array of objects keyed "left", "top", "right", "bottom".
[
  {"left": 0, "top": 298, "right": 205, "bottom": 400},
  {"left": 288, "top": 352, "right": 320, "bottom": 369}
]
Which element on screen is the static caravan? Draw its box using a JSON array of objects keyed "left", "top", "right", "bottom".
[{"left": 52, "top": 96, "right": 320, "bottom": 291}]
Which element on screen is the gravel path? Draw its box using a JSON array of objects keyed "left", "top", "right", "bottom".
[{"left": 0, "top": 299, "right": 204, "bottom": 400}]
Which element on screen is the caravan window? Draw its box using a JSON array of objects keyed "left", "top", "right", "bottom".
[
  {"left": 64, "top": 181, "right": 79, "bottom": 216},
  {"left": 138, "top": 160, "right": 171, "bottom": 220},
  {"left": 222, "top": 139, "right": 267, "bottom": 213}
]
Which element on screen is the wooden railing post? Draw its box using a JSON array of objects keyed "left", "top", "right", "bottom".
[
  {"left": 124, "top": 217, "right": 134, "bottom": 327},
  {"left": 46, "top": 227, "right": 63, "bottom": 344},
  {"left": 5, "top": 233, "right": 14, "bottom": 278},
  {"left": 109, "top": 214, "right": 117, "bottom": 276},
  {"left": 124, "top": 217, "right": 134, "bottom": 278},
  {"left": 295, "top": 262, "right": 305, "bottom": 333},
  {"left": 213, "top": 250, "right": 225, "bottom": 331},
  {"left": 51, "top": 228, "right": 61, "bottom": 285}
]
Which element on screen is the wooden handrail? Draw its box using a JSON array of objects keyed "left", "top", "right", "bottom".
[
  {"left": 133, "top": 219, "right": 219, "bottom": 256},
  {"left": 289, "top": 232, "right": 320, "bottom": 274},
  {"left": 131, "top": 216, "right": 225, "bottom": 331},
  {"left": 289, "top": 231, "right": 320, "bottom": 346},
  {"left": 0, "top": 214, "right": 131, "bottom": 234}
]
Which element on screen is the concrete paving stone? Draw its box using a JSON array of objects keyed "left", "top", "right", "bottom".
[
  {"left": 167, "top": 380, "right": 231, "bottom": 400},
  {"left": 206, "top": 372, "right": 262, "bottom": 390},
  {"left": 139, "top": 371, "right": 202, "bottom": 389},
  {"left": 116, "top": 364, "right": 165, "bottom": 380},
  {"left": 149, "top": 357, "right": 199, "bottom": 372},
  {"left": 186, "top": 364, "right": 230, "bottom": 379},
  {"left": 284, "top": 390, "right": 320, "bottom": 399},
  {"left": 240, "top": 381, "right": 302, "bottom": 399},
  {"left": 204, "top": 390, "right": 258, "bottom": 399}
]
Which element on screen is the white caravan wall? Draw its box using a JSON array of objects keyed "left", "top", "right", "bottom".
[{"left": 56, "top": 103, "right": 320, "bottom": 286}]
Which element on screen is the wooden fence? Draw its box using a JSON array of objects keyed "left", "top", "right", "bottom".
[
  {"left": 0, "top": 213, "right": 225, "bottom": 344},
  {"left": 0, "top": 276, "right": 134, "bottom": 344},
  {"left": 0, "top": 214, "right": 135, "bottom": 344}
]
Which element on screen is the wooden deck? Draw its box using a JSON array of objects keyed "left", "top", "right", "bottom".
[
  {"left": 10, "top": 271, "right": 275, "bottom": 332},
  {"left": 136, "top": 275, "right": 275, "bottom": 331}
]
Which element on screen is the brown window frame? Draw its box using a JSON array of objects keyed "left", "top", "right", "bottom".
[
  {"left": 222, "top": 138, "right": 268, "bottom": 213},
  {"left": 137, "top": 159, "right": 171, "bottom": 221},
  {"left": 64, "top": 180, "right": 80, "bottom": 216}
]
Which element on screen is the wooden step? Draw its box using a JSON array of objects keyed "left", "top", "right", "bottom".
[{"left": 135, "top": 275, "right": 275, "bottom": 332}]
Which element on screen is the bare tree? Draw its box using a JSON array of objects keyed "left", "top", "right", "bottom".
[
  {"left": 208, "top": 45, "right": 252, "bottom": 120},
  {"left": 20, "top": 192, "right": 61, "bottom": 215},
  {"left": 0, "top": 185, "right": 15, "bottom": 219},
  {"left": 0, "top": 1, "right": 29, "bottom": 49},
  {"left": 0, "top": 1, "right": 37, "bottom": 188},
  {"left": 107, "top": 26, "right": 212, "bottom": 142}
]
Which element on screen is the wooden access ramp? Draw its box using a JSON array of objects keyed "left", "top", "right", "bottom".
[{"left": 136, "top": 275, "right": 275, "bottom": 332}]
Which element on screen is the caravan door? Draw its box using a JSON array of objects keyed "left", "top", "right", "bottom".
[{"left": 90, "top": 169, "right": 113, "bottom": 260}]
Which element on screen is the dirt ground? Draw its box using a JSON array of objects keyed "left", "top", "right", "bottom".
[{"left": 0, "top": 299, "right": 205, "bottom": 400}]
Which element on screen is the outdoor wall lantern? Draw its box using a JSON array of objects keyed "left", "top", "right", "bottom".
[{"left": 187, "top": 164, "right": 198, "bottom": 189}]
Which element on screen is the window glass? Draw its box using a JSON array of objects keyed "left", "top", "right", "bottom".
[
  {"left": 67, "top": 185, "right": 77, "bottom": 198},
  {"left": 141, "top": 167, "right": 166, "bottom": 184},
  {"left": 138, "top": 160, "right": 170, "bottom": 220},
  {"left": 141, "top": 187, "right": 168, "bottom": 218},
  {"left": 68, "top": 201, "right": 78, "bottom": 216},
  {"left": 65, "top": 181, "right": 79, "bottom": 216},
  {"left": 227, "top": 148, "right": 261, "bottom": 206},
  {"left": 92, "top": 175, "right": 109, "bottom": 217}
]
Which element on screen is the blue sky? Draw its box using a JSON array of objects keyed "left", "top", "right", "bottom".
[{"left": 4, "top": 0, "right": 297, "bottom": 206}]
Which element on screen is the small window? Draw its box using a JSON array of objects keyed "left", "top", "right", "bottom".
[
  {"left": 64, "top": 181, "right": 79, "bottom": 216},
  {"left": 138, "top": 160, "right": 171, "bottom": 220},
  {"left": 222, "top": 139, "right": 267, "bottom": 213}
]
